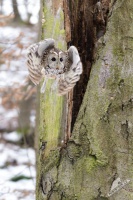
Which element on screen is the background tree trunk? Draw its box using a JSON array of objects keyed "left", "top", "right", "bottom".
[
  {"left": 36, "top": 0, "right": 133, "bottom": 199},
  {"left": 12, "top": 0, "right": 21, "bottom": 22},
  {"left": 0, "top": 0, "right": 3, "bottom": 14}
]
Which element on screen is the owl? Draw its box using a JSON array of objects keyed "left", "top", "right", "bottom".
[{"left": 27, "top": 38, "right": 82, "bottom": 95}]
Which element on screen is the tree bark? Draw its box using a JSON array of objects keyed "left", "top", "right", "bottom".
[
  {"left": 0, "top": 0, "right": 3, "bottom": 14},
  {"left": 12, "top": 0, "right": 21, "bottom": 22},
  {"left": 36, "top": 0, "right": 67, "bottom": 199},
  {"left": 36, "top": 0, "right": 133, "bottom": 199}
]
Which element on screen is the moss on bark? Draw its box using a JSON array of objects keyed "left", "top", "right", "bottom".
[
  {"left": 37, "top": 0, "right": 133, "bottom": 199},
  {"left": 36, "top": 1, "right": 66, "bottom": 199}
]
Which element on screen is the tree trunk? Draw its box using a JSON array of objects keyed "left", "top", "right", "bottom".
[
  {"left": 12, "top": 0, "right": 21, "bottom": 22},
  {"left": 36, "top": 0, "right": 133, "bottom": 199},
  {"left": 0, "top": 0, "right": 3, "bottom": 14}
]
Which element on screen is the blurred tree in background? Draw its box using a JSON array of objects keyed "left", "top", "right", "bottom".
[
  {"left": 0, "top": 1, "right": 40, "bottom": 199},
  {"left": 0, "top": 0, "right": 3, "bottom": 14},
  {"left": 0, "top": 0, "right": 40, "bottom": 142},
  {"left": 11, "top": 0, "right": 21, "bottom": 22}
]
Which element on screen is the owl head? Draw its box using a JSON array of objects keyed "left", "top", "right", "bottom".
[{"left": 46, "top": 48, "right": 68, "bottom": 72}]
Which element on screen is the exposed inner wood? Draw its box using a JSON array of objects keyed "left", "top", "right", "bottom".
[
  {"left": 68, "top": 0, "right": 95, "bottom": 131},
  {"left": 64, "top": 0, "right": 110, "bottom": 132}
]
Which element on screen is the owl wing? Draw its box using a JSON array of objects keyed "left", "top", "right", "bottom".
[
  {"left": 27, "top": 38, "right": 55, "bottom": 85},
  {"left": 58, "top": 46, "right": 82, "bottom": 95}
]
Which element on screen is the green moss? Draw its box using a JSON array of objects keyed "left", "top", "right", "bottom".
[
  {"left": 37, "top": 0, "right": 133, "bottom": 199},
  {"left": 94, "top": 197, "right": 108, "bottom": 200},
  {"left": 39, "top": 1, "right": 66, "bottom": 153},
  {"left": 39, "top": 81, "right": 63, "bottom": 155},
  {"left": 39, "top": 1, "right": 66, "bottom": 155},
  {"left": 36, "top": 1, "right": 67, "bottom": 199},
  {"left": 41, "top": 148, "right": 60, "bottom": 173},
  {"left": 42, "top": 3, "right": 65, "bottom": 47},
  {"left": 84, "top": 156, "right": 97, "bottom": 173},
  {"left": 74, "top": 156, "right": 98, "bottom": 179}
]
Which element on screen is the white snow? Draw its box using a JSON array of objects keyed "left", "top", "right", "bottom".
[
  {"left": 30, "top": 111, "right": 36, "bottom": 127},
  {"left": 0, "top": 138, "right": 36, "bottom": 200},
  {"left": 0, "top": 26, "right": 37, "bottom": 87},
  {"left": 3, "top": 131, "right": 22, "bottom": 142},
  {"left": 0, "top": 108, "right": 18, "bottom": 130},
  {"left": 0, "top": 25, "right": 38, "bottom": 130},
  {"left": 0, "top": 1, "right": 39, "bottom": 199}
]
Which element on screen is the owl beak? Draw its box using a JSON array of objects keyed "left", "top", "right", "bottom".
[{"left": 56, "top": 66, "right": 59, "bottom": 70}]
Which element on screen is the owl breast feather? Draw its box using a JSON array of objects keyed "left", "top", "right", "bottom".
[{"left": 44, "top": 67, "right": 64, "bottom": 79}]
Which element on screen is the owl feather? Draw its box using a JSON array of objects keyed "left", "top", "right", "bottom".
[
  {"left": 58, "top": 46, "right": 82, "bottom": 95},
  {"left": 26, "top": 38, "right": 82, "bottom": 95},
  {"left": 27, "top": 39, "right": 55, "bottom": 85}
]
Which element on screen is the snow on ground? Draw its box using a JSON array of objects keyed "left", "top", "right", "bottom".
[
  {"left": 0, "top": 24, "right": 38, "bottom": 130},
  {"left": 0, "top": 132, "right": 36, "bottom": 200},
  {"left": 0, "top": 25, "right": 37, "bottom": 87},
  {"left": 2, "top": 131, "right": 22, "bottom": 142},
  {"left": 0, "top": 2, "right": 40, "bottom": 198}
]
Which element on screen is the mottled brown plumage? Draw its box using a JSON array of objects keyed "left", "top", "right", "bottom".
[{"left": 26, "top": 38, "right": 82, "bottom": 95}]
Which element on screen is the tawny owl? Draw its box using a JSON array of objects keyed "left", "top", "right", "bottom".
[{"left": 27, "top": 38, "right": 82, "bottom": 95}]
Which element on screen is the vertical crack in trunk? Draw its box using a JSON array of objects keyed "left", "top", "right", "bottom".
[
  {"left": 68, "top": 0, "right": 95, "bottom": 131},
  {"left": 64, "top": 0, "right": 111, "bottom": 132}
]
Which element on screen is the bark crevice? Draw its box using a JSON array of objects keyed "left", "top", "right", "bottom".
[
  {"left": 64, "top": 0, "right": 111, "bottom": 131},
  {"left": 37, "top": 0, "right": 133, "bottom": 199}
]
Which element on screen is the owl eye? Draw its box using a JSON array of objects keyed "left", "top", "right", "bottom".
[
  {"left": 51, "top": 57, "right": 56, "bottom": 61},
  {"left": 60, "top": 58, "right": 63, "bottom": 62}
]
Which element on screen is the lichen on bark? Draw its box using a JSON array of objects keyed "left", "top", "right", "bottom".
[
  {"left": 36, "top": 0, "right": 133, "bottom": 199},
  {"left": 36, "top": 1, "right": 66, "bottom": 199},
  {"left": 70, "top": 0, "right": 133, "bottom": 199}
]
